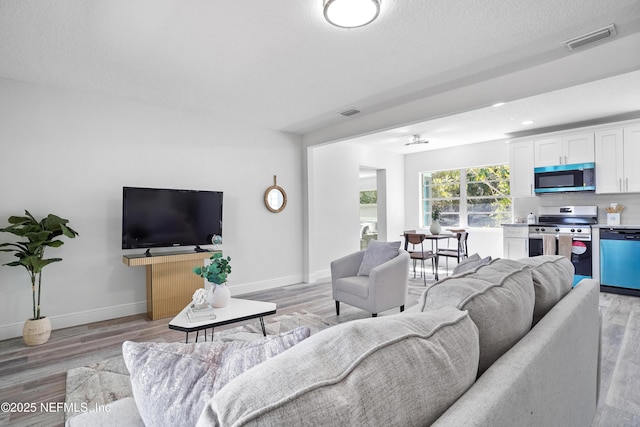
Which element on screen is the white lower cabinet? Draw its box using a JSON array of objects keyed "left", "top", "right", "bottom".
[{"left": 502, "top": 226, "right": 529, "bottom": 260}]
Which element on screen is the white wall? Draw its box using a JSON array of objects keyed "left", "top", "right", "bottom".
[
  {"left": 404, "top": 140, "right": 510, "bottom": 259},
  {"left": 0, "top": 80, "right": 303, "bottom": 339},
  {"left": 306, "top": 142, "right": 404, "bottom": 280}
]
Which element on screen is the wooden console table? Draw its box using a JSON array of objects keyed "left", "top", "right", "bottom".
[{"left": 123, "top": 250, "right": 220, "bottom": 320}]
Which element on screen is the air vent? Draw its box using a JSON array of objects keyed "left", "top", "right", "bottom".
[
  {"left": 563, "top": 24, "right": 616, "bottom": 51},
  {"left": 339, "top": 108, "right": 360, "bottom": 117}
]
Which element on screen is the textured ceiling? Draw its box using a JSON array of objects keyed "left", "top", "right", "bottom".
[{"left": 1, "top": 0, "right": 639, "bottom": 145}]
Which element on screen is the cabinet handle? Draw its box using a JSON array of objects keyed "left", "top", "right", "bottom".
[
  {"left": 620, "top": 178, "right": 623, "bottom": 192},
  {"left": 559, "top": 155, "right": 562, "bottom": 164},
  {"left": 626, "top": 177, "right": 629, "bottom": 192},
  {"left": 564, "top": 155, "right": 567, "bottom": 164}
]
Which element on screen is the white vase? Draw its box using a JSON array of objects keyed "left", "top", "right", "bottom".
[
  {"left": 208, "top": 282, "right": 231, "bottom": 308},
  {"left": 430, "top": 220, "right": 442, "bottom": 235}
]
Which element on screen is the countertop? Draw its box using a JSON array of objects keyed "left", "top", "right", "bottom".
[
  {"left": 593, "top": 224, "right": 640, "bottom": 230},
  {"left": 502, "top": 223, "right": 640, "bottom": 229}
]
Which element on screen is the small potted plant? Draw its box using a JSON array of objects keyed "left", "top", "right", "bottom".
[
  {"left": 0, "top": 211, "right": 79, "bottom": 346},
  {"left": 193, "top": 252, "right": 231, "bottom": 308},
  {"left": 430, "top": 206, "right": 442, "bottom": 235}
]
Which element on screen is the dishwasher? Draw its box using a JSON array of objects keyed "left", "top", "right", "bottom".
[{"left": 600, "top": 228, "right": 640, "bottom": 296}]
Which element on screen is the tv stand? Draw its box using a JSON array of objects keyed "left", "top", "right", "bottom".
[
  {"left": 194, "top": 246, "right": 207, "bottom": 252},
  {"left": 123, "top": 250, "right": 221, "bottom": 320},
  {"left": 144, "top": 249, "right": 152, "bottom": 257}
]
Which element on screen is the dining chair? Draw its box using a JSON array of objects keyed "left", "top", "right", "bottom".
[
  {"left": 403, "top": 232, "right": 436, "bottom": 286},
  {"left": 437, "top": 232, "right": 469, "bottom": 275}
]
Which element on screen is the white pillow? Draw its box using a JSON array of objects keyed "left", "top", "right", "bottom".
[{"left": 357, "top": 240, "right": 401, "bottom": 276}]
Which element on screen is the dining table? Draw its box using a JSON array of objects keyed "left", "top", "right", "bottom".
[{"left": 403, "top": 232, "right": 455, "bottom": 280}]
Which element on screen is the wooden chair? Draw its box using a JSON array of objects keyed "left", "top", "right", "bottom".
[
  {"left": 404, "top": 232, "right": 436, "bottom": 286},
  {"left": 437, "top": 232, "right": 469, "bottom": 274}
]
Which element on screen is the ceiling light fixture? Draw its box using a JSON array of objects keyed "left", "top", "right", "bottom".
[
  {"left": 405, "top": 134, "right": 429, "bottom": 146},
  {"left": 492, "top": 102, "right": 505, "bottom": 107},
  {"left": 522, "top": 120, "right": 535, "bottom": 125},
  {"left": 323, "top": 0, "right": 381, "bottom": 28}
]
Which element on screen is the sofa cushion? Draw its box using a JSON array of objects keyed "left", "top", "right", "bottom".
[
  {"left": 357, "top": 240, "right": 401, "bottom": 276},
  {"left": 198, "top": 307, "right": 480, "bottom": 426},
  {"left": 452, "top": 253, "right": 492, "bottom": 275},
  {"left": 122, "top": 327, "right": 310, "bottom": 427},
  {"left": 417, "top": 258, "right": 535, "bottom": 375},
  {"left": 517, "top": 255, "right": 574, "bottom": 324}
]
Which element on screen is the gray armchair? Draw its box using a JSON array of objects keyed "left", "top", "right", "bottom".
[{"left": 331, "top": 248, "right": 410, "bottom": 317}]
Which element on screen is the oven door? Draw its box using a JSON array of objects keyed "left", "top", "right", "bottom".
[
  {"left": 571, "top": 237, "right": 592, "bottom": 284},
  {"left": 528, "top": 234, "right": 592, "bottom": 286}
]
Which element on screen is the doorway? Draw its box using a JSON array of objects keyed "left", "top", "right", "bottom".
[{"left": 359, "top": 167, "right": 384, "bottom": 249}]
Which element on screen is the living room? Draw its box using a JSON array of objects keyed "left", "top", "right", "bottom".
[{"left": 1, "top": 1, "right": 640, "bottom": 425}]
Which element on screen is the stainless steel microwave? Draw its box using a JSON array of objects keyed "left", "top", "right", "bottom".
[{"left": 534, "top": 162, "right": 595, "bottom": 194}]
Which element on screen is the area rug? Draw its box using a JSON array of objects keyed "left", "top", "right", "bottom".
[{"left": 64, "top": 310, "right": 336, "bottom": 421}]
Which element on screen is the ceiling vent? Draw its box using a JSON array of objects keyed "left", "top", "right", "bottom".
[
  {"left": 339, "top": 108, "right": 360, "bottom": 117},
  {"left": 563, "top": 24, "right": 617, "bottom": 51}
]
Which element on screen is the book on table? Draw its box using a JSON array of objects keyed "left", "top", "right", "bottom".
[{"left": 187, "top": 305, "right": 216, "bottom": 322}]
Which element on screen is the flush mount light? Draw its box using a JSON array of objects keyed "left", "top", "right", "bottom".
[
  {"left": 522, "top": 120, "right": 535, "bottom": 125},
  {"left": 323, "top": 0, "right": 381, "bottom": 28}
]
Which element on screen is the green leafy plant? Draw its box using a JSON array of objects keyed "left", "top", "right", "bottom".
[
  {"left": 193, "top": 252, "right": 231, "bottom": 284},
  {"left": 0, "top": 211, "right": 79, "bottom": 320},
  {"left": 431, "top": 206, "right": 441, "bottom": 221}
]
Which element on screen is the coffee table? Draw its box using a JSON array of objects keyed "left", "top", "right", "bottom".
[{"left": 169, "top": 298, "right": 277, "bottom": 343}]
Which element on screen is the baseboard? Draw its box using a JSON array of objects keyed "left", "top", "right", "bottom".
[
  {"left": 229, "top": 274, "right": 306, "bottom": 295},
  {"left": 0, "top": 274, "right": 329, "bottom": 341},
  {"left": 0, "top": 301, "right": 147, "bottom": 341}
]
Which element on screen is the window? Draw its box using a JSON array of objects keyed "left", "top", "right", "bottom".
[{"left": 421, "top": 165, "right": 511, "bottom": 228}]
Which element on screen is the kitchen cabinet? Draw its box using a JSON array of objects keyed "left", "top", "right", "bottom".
[
  {"left": 509, "top": 140, "right": 534, "bottom": 197},
  {"left": 503, "top": 226, "right": 529, "bottom": 260},
  {"left": 534, "top": 133, "right": 594, "bottom": 167},
  {"left": 595, "top": 125, "right": 640, "bottom": 194}
]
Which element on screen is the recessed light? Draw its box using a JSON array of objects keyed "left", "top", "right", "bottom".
[
  {"left": 522, "top": 120, "right": 535, "bottom": 125},
  {"left": 492, "top": 102, "right": 505, "bottom": 107}
]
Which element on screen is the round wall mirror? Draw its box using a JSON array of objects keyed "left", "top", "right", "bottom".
[{"left": 264, "top": 175, "right": 287, "bottom": 213}]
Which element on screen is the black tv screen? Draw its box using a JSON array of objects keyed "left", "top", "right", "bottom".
[{"left": 122, "top": 186, "right": 223, "bottom": 250}]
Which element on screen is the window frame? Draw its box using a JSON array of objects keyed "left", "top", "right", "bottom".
[{"left": 420, "top": 164, "right": 512, "bottom": 229}]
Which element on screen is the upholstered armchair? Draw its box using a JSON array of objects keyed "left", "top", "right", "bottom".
[{"left": 331, "top": 242, "right": 410, "bottom": 317}]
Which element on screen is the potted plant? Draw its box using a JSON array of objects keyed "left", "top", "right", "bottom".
[
  {"left": 0, "top": 211, "right": 78, "bottom": 346},
  {"left": 430, "top": 206, "right": 442, "bottom": 235},
  {"left": 193, "top": 252, "right": 232, "bottom": 308}
]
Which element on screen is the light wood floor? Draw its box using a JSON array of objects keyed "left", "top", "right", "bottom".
[{"left": 0, "top": 279, "right": 638, "bottom": 426}]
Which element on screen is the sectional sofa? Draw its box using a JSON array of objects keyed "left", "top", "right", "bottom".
[{"left": 68, "top": 255, "right": 601, "bottom": 426}]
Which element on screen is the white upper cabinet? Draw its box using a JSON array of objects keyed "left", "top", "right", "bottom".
[
  {"left": 534, "top": 133, "right": 594, "bottom": 167},
  {"left": 509, "top": 140, "right": 534, "bottom": 197},
  {"left": 623, "top": 126, "right": 640, "bottom": 193},
  {"left": 595, "top": 125, "right": 640, "bottom": 194},
  {"left": 595, "top": 128, "right": 624, "bottom": 194}
]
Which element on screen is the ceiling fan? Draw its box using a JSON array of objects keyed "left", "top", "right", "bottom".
[{"left": 404, "top": 134, "right": 429, "bottom": 146}]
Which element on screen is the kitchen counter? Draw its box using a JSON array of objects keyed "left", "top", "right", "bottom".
[
  {"left": 593, "top": 224, "right": 640, "bottom": 229},
  {"left": 501, "top": 223, "right": 529, "bottom": 227}
]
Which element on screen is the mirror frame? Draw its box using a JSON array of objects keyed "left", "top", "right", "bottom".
[{"left": 264, "top": 176, "right": 287, "bottom": 213}]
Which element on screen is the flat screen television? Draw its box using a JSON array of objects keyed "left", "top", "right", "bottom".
[{"left": 122, "top": 186, "right": 223, "bottom": 251}]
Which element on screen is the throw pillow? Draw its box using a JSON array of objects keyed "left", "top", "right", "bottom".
[
  {"left": 199, "top": 307, "right": 479, "bottom": 426},
  {"left": 357, "top": 240, "right": 401, "bottom": 276},
  {"left": 418, "top": 258, "right": 535, "bottom": 375},
  {"left": 516, "top": 255, "right": 574, "bottom": 325},
  {"left": 122, "top": 326, "right": 310, "bottom": 427},
  {"left": 451, "top": 253, "right": 493, "bottom": 275}
]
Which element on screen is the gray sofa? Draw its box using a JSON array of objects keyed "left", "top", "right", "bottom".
[{"left": 69, "top": 256, "right": 600, "bottom": 427}]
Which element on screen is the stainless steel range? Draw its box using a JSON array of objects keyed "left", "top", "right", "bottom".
[{"left": 528, "top": 206, "right": 598, "bottom": 286}]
